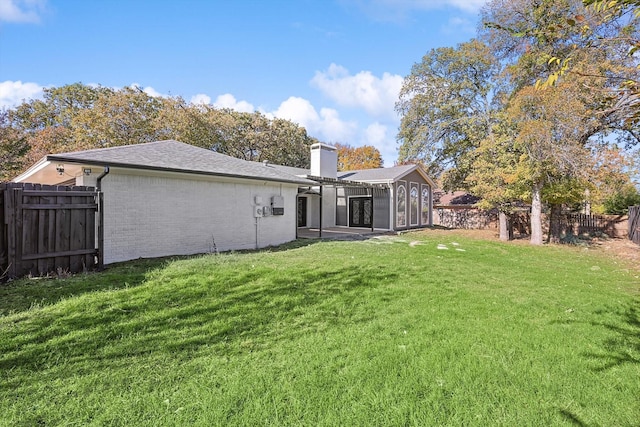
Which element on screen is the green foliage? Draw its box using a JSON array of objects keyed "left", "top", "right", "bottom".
[
  {"left": 465, "top": 114, "right": 529, "bottom": 211},
  {"left": 603, "top": 185, "right": 640, "bottom": 213},
  {"left": 0, "top": 232, "right": 638, "bottom": 425},
  {"left": 0, "top": 111, "right": 29, "bottom": 180},
  {"left": 4, "top": 83, "right": 317, "bottom": 179},
  {"left": 396, "top": 39, "right": 503, "bottom": 188}
]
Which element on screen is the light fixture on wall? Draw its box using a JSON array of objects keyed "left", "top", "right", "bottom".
[
  {"left": 83, "top": 168, "right": 92, "bottom": 176},
  {"left": 56, "top": 164, "right": 64, "bottom": 176}
]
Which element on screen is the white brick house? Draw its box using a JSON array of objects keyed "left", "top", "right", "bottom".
[
  {"left": 14, "top": 140, "right": 313, "bottom": 265},
  {"left": 15, "top": 140, "right": 435, "bottom": 265}
]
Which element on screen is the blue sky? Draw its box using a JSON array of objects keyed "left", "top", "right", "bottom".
[{"left": 0, "top": 0, "right": 486, "bottom": 165}]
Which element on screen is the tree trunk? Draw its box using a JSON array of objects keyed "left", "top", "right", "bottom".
[
  {"left": 498, "top": 211, "right": 510, "bottom": 241},
  {"left": 548, "top": 203, "right": 562, "bottom": 244},
  {"left": 584, "top": 188, "right": 591, "bottom": 215},
  {"left": 530, "top": 181, "right": 543, "bottom": 245}
]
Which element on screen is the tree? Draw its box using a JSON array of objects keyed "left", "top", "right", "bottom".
[
  {"left": 4, "top": 83, "right": 318, "bottom": 179},
  {"left": 465, "top": 114, "right": 528, "bottom": 240},
  {"left": 481, "top": 0, "right": 640, "bottom": 244},
  {"left": 603, "top": 184, "right": 640, "bottom": 213},
  {"left": 396, "top": 39, "right": 503, "bottom": 189},
  {"left": 186, "top": 108, "right": 315, "bottom": 167},
  {"left": 72, "top": 86, "right": 165, "bottom": 148},
  {"left": 539, "top": 1, "right": 639, "bottom": 103},
  {"left": 0, "top": 111, "right": 29, "bottom": 181},
  {"left": 7, "top": 83, "right": 109, "bottom": 167},
  {"left": 506, "top": 82, "right": 595, "bottom": 243},
  {"left": 335, "top": 143, "right": 383, "bottom": 171}
]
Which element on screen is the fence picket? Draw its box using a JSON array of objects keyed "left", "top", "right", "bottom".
[
  {"left": 0, "top": 183, "right": 98, "bottom": 280},
  {"left": 629, "top": 206, "right": 640, "bottom": 245}
]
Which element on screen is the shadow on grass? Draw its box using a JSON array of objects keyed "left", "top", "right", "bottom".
[
  {"left": 0, "top": 261, "right": 399, "bottom": 381},
  {"left": 558, "top": 408, "right": 590, "bottom": 427},
  {"left": 0, "top": 240, "right": 321, "bottom": 317},
  {"left": 0, "top": 258, "right": 166, "bottom": 316},
  {"left": 584, "top": 300, "right": 640, "bottom": 371}
]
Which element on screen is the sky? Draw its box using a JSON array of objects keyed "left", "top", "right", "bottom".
[{"left": 0, "top": 0, "right": 487, "bottom": 166}]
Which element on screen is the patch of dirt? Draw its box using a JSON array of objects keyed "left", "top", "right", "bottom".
[
  {"left": 406, "top": 228, "right": 640, "bottom": 272},
  {"left": 589, "top": 237, "right": 640, "bottom": 272}
]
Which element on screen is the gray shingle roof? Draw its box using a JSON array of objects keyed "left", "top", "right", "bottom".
[
  {"left": 265, "top": 164, "right": 310, "bottom": 177},
  {"left": 47, "top": 140, "right": 315, "bottom": 185},
  {"left": 337, "top": 164, "right": 418, "bottom": 182}
]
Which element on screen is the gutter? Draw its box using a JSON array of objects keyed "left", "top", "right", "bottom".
[
  {"left": 46, "top": 156, "right": 313, "bottom": 186},
  {"left": 96, "top": 166, "right": 110, "bottom": 191},
  {"left": 96, "top": 166, "right": 110, "bottom": 270}
]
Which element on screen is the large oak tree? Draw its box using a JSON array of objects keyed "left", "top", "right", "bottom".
[{"left": 1, "top": 83, "right": 318, "bottom": 180}]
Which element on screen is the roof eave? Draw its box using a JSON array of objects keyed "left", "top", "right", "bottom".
[
  {"left": 13, "top": 157, "right": 50, "bottom": 182},
  {"left": 46, "top": 155, "right": 314, "bottom": 186}
]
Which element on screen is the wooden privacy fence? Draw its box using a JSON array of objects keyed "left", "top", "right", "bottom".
[
  {"left": 1, "top": 182, "right": 99, "bottom": 280},
  {"left": 433, "top": 207, "right": 628, "bottom": 239},
  {"left": 630, "top": 206, "right": 640, "bottom": 245},
  {"left": 563, "top": 213, "right": 628, "bottom": 238}
]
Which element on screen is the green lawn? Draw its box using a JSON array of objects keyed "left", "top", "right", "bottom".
[{"left": 1, "top": 230, "right": 638, "bottom": 426}]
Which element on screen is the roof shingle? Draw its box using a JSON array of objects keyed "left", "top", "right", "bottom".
[{"left": 47, "top": 140, "right": 314, "bottom": 185}]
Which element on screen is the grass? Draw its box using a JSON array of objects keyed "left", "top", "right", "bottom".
[{"left": 0, "top": 230, "right": 638, "bottom": 426}]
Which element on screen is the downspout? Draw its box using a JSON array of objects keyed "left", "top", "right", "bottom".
[
  {"left": 369, "top": 187, "right": 374, "bottom": 232},
  {"left": 96, "top": 166, "right": 110, "bottom": 191},
  {"left": 96, "top": 166, "right": 110, "bottom": 270},
  {"left": 388, "top": 180, "right": 394, "bottom": 231},
  {"left": 319, "top": 184, "right": 323, "bottom": 238},
  {"left": 255, "top": 217, "right": 259, "bottom": 250}
]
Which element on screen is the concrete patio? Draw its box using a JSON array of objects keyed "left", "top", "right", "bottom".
[{"left": 296, "top": 227, "right": 392, "bottom": 241}]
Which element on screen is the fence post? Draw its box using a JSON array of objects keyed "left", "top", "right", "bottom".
[
  {"left": 0, "top": 184, "right": 7, "bottom": 277},
  {"left": 629, "top": 206, "right": 640, "bottom": 245},
  {"left": 14, "top": 187, "right": 24, "bottom": 278},
  {"left": 98, "top": 191, "right": 104, "bottom": 270}
]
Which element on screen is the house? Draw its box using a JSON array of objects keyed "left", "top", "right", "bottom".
[
  {"left": 271, "top": 143, "right": 436, "bottom": 233},
  {"left": 14, "top": 140, "right": 434, "bottom": 265},
  {"left": 14, "top": 140, "right": 314, "bottom": 264}
]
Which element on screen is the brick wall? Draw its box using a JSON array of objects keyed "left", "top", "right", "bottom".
[
  {"left": 101, "top": 169, "right": 297, "bottom": 264},
  {"left": 433, "top": 206, "right": 498, "bottom": 229}
]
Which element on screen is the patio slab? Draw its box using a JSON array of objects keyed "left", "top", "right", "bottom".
[{"left": 297, "top": 227, "right": 392, "bottom": 241}]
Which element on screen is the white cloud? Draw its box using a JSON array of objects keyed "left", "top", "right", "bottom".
[
  {"left": 363, "top": 122, "right": 388, "bottom": 145},
  {"left": 441, "top": 16, "right": 476, "bottom": 35},
  {"left": 212, "top": 93, "right": 255, "bottom": 113},
  {"left": 273, "top": 96, "right": 357, "bottom": 144},
  {"left": 190, "top": 93, "right": 211, "bottom": 105},
  {"left": 371, "top": 0, "right": 485, "bottom": 13},
  {"left": 318, "top": 107, "right": 358, "bottom": 142},
  {"left": 0, "top": 80, "right": 43, "bottom": 108},
  {"left": 0, "top": 0, "right": 47, "bottom": 23},
  {"left": 129, "top": 83, "right": 165, "bottom": 98},
  {"left": 274, "top": 96, "right": 319, "bottom": 127},
  {"left": 311, "top": 64, "right": 403, "bottom": 119},
  {"left": 346, "top": 0, "right": 486, "bottom": 22},
  {"left": 431, "top": 0, "right": 486, "bottom": 13},
  {"left": 362, "top": 122, "right": 397, "bottom": 166},
  {"left": 141, "top": 86, "right": 163, "bottom": 98}
]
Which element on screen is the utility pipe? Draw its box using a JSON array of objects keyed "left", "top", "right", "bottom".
[{"left": 96, "top": 166, "right": 109, "bottom": 270}]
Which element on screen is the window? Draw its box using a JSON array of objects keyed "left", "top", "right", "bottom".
[
  {"left": 410, "top": 183, "right": 419, "bottom": 226},
  {"left": 421, "top": 185, "right": 430, "bottom": 225},
  {"left": 396, "top": 183, "right": 406, "bottom": 227}
]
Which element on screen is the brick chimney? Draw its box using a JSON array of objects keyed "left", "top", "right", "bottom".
[{"left": 310, "top": 143, "right": 337, "bottom": 179}]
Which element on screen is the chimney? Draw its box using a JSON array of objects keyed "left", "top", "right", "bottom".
[{"left": 310, "top": 143, "right": 337, "bottom": 179}]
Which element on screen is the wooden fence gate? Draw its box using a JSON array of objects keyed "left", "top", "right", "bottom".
[
  {"left": 630, "top": 206, "right": 640, "bottom": 245},
  {"left": 1, "top": 183, "right": 99, "bottom": 280}
]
